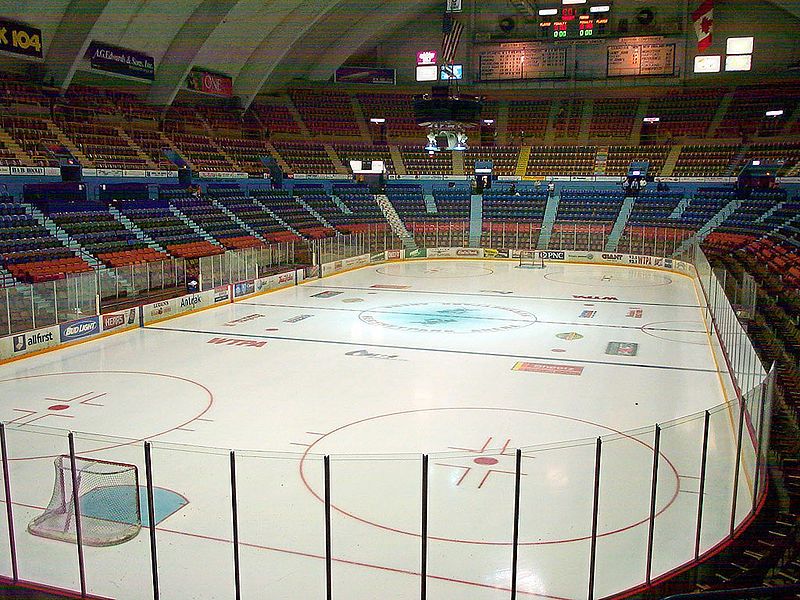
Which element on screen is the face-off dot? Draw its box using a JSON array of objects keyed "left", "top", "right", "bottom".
[
  {"left": 473, "top": 456, "right": 499, "bottom": 466},
  {"left": 48, "top": 404, "right": 70, "bottom": 411}
]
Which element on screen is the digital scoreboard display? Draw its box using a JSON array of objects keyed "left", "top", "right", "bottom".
[{"left": 539, "top": 6, "right": 610, "bottom": 39}]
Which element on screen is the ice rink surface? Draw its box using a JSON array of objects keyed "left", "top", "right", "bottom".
[{"left": 0, "top": 259, "right": 752, "bottom": 600}]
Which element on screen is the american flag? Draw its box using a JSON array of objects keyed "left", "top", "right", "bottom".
[{"left": 441, "top": 15, "right": 464, "bottom": 65}]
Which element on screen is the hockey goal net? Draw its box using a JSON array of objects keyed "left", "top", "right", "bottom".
[
  {"left": 28, "top": 456, "right": 141, "bottom": 546},
  {"left": 518, "top": 250, "right": 545, "bottom": 269}
]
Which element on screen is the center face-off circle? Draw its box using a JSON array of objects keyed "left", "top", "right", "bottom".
[
  {"left": 299, "top": 407, "right": 679, "bottom": 545},
  {"left": 359, "top": 302, "right": 537, "bottom": 334}
]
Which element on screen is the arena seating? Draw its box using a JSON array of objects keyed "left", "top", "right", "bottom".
[
  {"left": 555, "top": 189, "right": 624, "bottom": 223},
  {"left": 678, "top": 187, "right": 737, "bottom": 227},
  {"left": 553, "top": 99, "right": 584, "bottom": 140},
  {"left": 167, "top": 133, "right": 235, "bottom": 172},
  {"left": 673, "top": 145, "right": 739, "bottom": 177},
  {"left": 589, "top": 98, "right": 638, "bottom": 138},
  {"left": 289, "top": 89, "right": 359, "bottom": 137},
  {"left": 248, "top": 101, "right": 302, "bottom": 136},
  {"left": 48, "top": 204, "right": 152, "bottom": 263},
  {"left": 717, "top": 189, "right": 787, "bottom": 234},
  {"left": 626, "top": 189, "right": 685, "bottom": 227},
  {"left": 526, "top": 146, "right": 595, "bottom": 176},
  {"left": 211, "top": 189, "right": 300, "bottom": 243},
  {"left": 0, "top": 116, "right": 60, "bottom": 167},
  {"left": 385, "top": 183, "right": 427, "bottom": 221},
  {"left": 251, "top": 189, "right": 333, "bottom": 239},
  {"left": 357, "top": 93, "right": 418, "bottom": 140},
  {"left": 605, "top": 146, "right": 670, "bottom": 176},
  {"left": 272, "top": 142, "right": 337, "bottom": 174},
  {"left": 464, "top": 147, "right": 519, "bottom": 176},
  {"left": 0, "top": 198, "right": 91, "bottom": 282},
  {"left": 507, "top": 100, "right": 551, "bottom": 143},
  {"left": 716, "top": 85, "right": 800, "bottom": 139},
  {"left": 118, "top": 198, "right": 213, "bottom": 256},
  {"left": 647, "top": 89, "right": 724, "bottom": 138},
  {"left": 400, "top": 146, "right": 452, "bottom": 175},
  {"left": 333, "top": 144, "right": 396, "bottom": 174},
  {"left": 431, "top": 185, "right": 471, "bottom": 219},
  {"left": 331, "top": 184, "right": 385, "bottom": 226}
]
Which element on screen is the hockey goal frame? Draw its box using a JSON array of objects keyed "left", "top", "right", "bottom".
[
  {"left": 518, "top": 250, "right": 545, "bottom": 269},
  {"left": 27, "top": 455, "right": 141, "bottom": 547}
]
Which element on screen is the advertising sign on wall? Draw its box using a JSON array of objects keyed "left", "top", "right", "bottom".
[
  {"left": 187, "top": 68, "right": 233, "bottom": 97},
  {"left": 334, "top": 66, "right": 396, "bottom": 85},
  {"left": 0, "top": 19, "right": 43, "bottom": 58},
  {"left": 86, "top": 41, "right": 155, "bottom": 80}
]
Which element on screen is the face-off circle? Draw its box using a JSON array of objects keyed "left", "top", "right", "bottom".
[
  {"left": 641, "top": 321, "right": 708, "bottom": 345},
  {"left": 299, "top": 407, "right": 679, "bottom": 545},
  {"left": 0, "top": 371, "right": 213, "bottom": 460},
  {"left": 359, "top": 302, "right": 537, "bottom": 334},
  {"left": 545, "top": 267, "right": 672, "bottom": 288},
  {"left": 376, "top": 263, "right": 493, "bottom": 278}
]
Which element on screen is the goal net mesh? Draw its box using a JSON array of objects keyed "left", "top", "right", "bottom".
[
  {"left": 28, "top": 456, "right": 141, "bottom": 546},
  {"left": 518, "top": 251, "right": 545, "bottom": 269}
]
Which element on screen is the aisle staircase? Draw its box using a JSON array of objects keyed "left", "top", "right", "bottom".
[
  {"left": 537, "top": 192, "right": 560, "bottom": 249},
  {"left": 707, "top": 91, "right": 736, "bottom": 138},
  {"left": 605, "top": 196, "right": 636, "bottom": 252},
  {"left": 451, "top": 151, "right": 465, "bottom": 176},
  {"left": 578, "top": 100, "right": 593, "bottom": 142},
  {"left": 468, "top": 195, "right": 483, "bottom": 247},
  {"left": 210, "top": 199, "right": 270, "bottom": 243},
  {"left": 659, "top": 145, "right": 683, "bottom": 177},
  {"left": 323, "top": 143, "right": 349, "bottom": 175},
  {"left": 350, "top": 96, "right": 372, "bottom": 143},
  {"left": 389, "top": 145, "right": 406, "bottom": 175},
  {"left": 107, "top": 207, "right": 165, "bottom": 252},
  {"left": 375, "top": 194, "right": 415, "bottom": 249},
  {"left": 168, "top": 206, "right": 217, "bottom": 244},
  {"left": 424, "top": 194, "right": 437, "bottom": 216},
  {"left": 496, "top": 102, "right": 510, "bottom": 146},
  {"left": 251, "top": 198, "right": 302, "bottom": 238},
  {"left": 594, "top": 146, "right": 609, "bottom": 176},
  {"left": 674, "top": 196, "right": 743, "bottom": 255},
  {"left": 630, "top": 98, "right": 650, "bottom": 146},
  {"left": 515, "top": 146, "right": 531, "bottom": 177}
]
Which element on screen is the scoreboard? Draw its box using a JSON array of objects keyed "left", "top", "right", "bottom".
[{"left": 539, "top": 5, "right": 610, "bottom": 39}]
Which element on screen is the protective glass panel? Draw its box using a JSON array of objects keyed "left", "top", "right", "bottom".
[
  {"left": 0, "top": 289, "right": 9, "bottom": 336},
  {"left": 73, "top": 432, "right": 150, "bottom": 600},
  {"left": 428, "top": 444, "right": 514, "bottom": 599},
  {"left": 330, "top": 453, "right": 420, "bottom": 599},
  {"left": 75, "top": 274, "right": 97, "bottom": 318},
  {"left": 150, "top": 442, "right": 233, "bottom": 599},
  {"left": 235, "top": 452, "right": 326, "bottom": 600},
  {"left": 54, "top": 278, "right": 76, "bottom": 324},
  {"left": 518, "top": 438, "right": 597, "bottom": 599},
  {"left": 7, "top": 285, "right": 34, "bottom": 333},
  {"left": 5, "top": 425, "right": 81, "bottom": 593},
  {"left": 733, "top": 388, "right": 760, "bottom": 528},
  {"left": 650, "top": 412, "right": 707, "bottom": 580},
  {"left": 698, "top": 402, "right": 738, "bottom": 555},
  {"left": 593, "top": 427, "right": 653, "bottom": 598},
  {"left": 33, "top": 282, "right": 57, "bottom": 328}
]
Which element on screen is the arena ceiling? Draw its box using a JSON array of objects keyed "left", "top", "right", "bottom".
[{"left": 0, "top": 0, "right": 798, "bottom": 108}]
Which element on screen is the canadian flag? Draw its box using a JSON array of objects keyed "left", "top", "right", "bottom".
[{"left": 692, "top": 0, "right": 714, "bottom": 52}]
